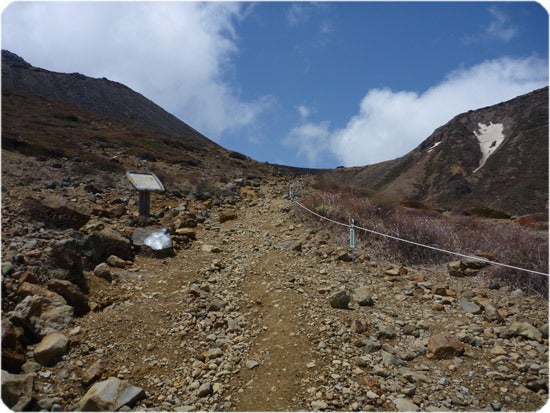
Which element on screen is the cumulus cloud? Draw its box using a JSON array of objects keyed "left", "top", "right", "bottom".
[
  {"left": 289, "top": 56, "right": 548, "bottom": 167},
  {"left": 1, "top": 2, "right": 269, "bottom": 140}
]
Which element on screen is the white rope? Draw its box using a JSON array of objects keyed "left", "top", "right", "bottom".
[{"left": 292, "top": 198, "right": 549, "bottom": 277}]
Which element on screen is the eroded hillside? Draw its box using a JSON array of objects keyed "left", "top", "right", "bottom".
[{"left": 1, "top": 148, "right": 548, "bottom": 412}]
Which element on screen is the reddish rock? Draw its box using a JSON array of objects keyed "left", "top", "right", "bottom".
[
  {"left": 81, "top": 359, "right": 107, "bottom": 386},
  {"left": 426, "top": 332, "right": 464, "bottom": 359},
  {"left": 18, "top": 271, "right": 40, "bottom": 285},
  {"left": 23, "top": 195, "right": 90, "bottom": 229},
  {"left": 16, "top": 282, "right": 66, "bottom": 305},
  {"left": 47, "top": 279, "right": 90, "bottom": 316},
  {"left": 219, "top": 211, "right": 238, "bottom": 223},
  {"left": 99, "top": 228, "right": 134, "bottom": 261},
  {"left": 2, "top": 319, "right": 26, "bottom": 373}
]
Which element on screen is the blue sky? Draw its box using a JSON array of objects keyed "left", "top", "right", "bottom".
[{"left": 2, "top": 1, "right": 548, "bottom": 168}]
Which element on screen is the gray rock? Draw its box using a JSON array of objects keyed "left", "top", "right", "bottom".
[
  {"left": 394, "top": 398, "right": 419, "bottom": 412},
  {"left": 376, "top": 322, "right": 396, "bottom": 339},
  {"left": 2, "top": 261, "right": 14, "bottom": 276},
  {"left": 311, "top": 400, "right": 328, "bottom": 410},
  {"left": 460, "top": 299, "right": 482, "bottom": 315},
  {"left": 245, "top": 360, "right": 259, "bottom": 369},
  {"left": 33, "top": 332, "right": 69, "bottom": 367},
  {"left": 382, "top": 351, "right": 404, "bottom": 367},
  {"left": 509, "top": 322, "right": 543, "bottom": 342},
  {"left": 539, "top": 323, "right": 549, "bottom": 339},
  {"left": 197, "top": 382, "right": 213, "bottom": 397},
  {"left": 329, "top": 291, "right": 351, "bottom": 309},
  {"left": 462, "top": 257, "right": 489, "bottom": 269},
  {"left": 354, "top": 287, "right": 375, "bottom": 306},
  {"left": 276, "top": 240, "right": 302, "bottom": 252},
  {"left": 37, "top": 397, "right": 62, "bottom": 410},
  {"left": 474, "top": 297, "right": 503, "bottom": 322},
  {"left": 78, "top": 377, "right": 145, "bottom": 411},
  {"left": 207, "top": 298, "right": 228, "bottom": 312},
  {"left": 174, "top": 405, "right": 196, "bottom": 412},
  {"left": 9, "top": 295, "right": 72, "bottom": 339},
  {"left": 93, "top": 263, "right": 112, "bottom": 282},
  {"left": 1, "top": 370, "right": 35, "bottom": 411},
  {"left": 21, "top": 362, "right": 41, "bottom": 373},
  {"left": 202, "top": 244, "right": 222, "bottom": 253},
  {"left": 362, "top": 338, "right": 382, "bottom": 353},
  {"left": 40, "top": 304, "right": 74, "bottom": 335},
  {"left": 106, "top": 255, "right": 129, "bottom": 268}
]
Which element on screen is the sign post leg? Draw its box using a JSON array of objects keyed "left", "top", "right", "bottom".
[{"left": 138, "top": 191, "right": 151, "bottom": 217}]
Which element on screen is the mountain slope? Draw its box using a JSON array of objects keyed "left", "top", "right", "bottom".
[
  {"left": 1, "top": 50, "right": 216, "bottom": 148},
  {"left": 324, "top": 87, "right": 548, "bottom": 215}
]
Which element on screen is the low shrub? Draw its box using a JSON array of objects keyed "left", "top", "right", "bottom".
[{"left": 299, "top": 190, "right": 548, "bottom": 297}]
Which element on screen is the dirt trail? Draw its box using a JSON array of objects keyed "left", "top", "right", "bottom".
[{"left": 219, "top": 196, "right": 321, "bottom": 411}]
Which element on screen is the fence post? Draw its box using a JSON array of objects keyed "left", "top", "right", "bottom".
[{"left": 350, "top": 218, "right": 355, "bottom": 261}]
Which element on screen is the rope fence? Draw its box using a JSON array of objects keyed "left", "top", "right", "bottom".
[{"left": 291, "top": 196, "right": 549, "bottom": 278}]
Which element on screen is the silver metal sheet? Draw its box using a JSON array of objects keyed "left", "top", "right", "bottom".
[{"left": 126, "top": 171, "right": 165, "bottom": 192}]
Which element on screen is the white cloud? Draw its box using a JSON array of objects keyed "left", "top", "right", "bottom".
[
  {"left": 296, "top": 105, "right": 311, "bottom": 120},
  {"left": 1, "top": 2, "right": 270, "bottom": 140},
  {"left": 464, "top": 6, "right": 518, "bottom": 44},
  {"left": 284, "top": 121, "right": 331, "bottom": 166},
  {"left": 288, "top": 56, "right": 547, "bottom": 167},
  {"left": 485, "top": 6, "right": 518, "bottom": 42},
  {"left": 286, "top": 3, "right": 314, "bottom": 26}
]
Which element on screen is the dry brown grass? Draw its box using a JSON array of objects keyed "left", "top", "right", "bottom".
[{"left": 300, "top": 191, "right": 548, "bottom": 297}]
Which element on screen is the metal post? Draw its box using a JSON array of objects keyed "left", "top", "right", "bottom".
[
  {"left": 138, "top": 190, "right": 151, "bottom": 216},
  {"left": 350, "top": 218, "right": 356, "bottom": 261}
]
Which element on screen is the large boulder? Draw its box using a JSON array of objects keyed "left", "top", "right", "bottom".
[
  {"left": 78, "top": 377, "right": 145, "bottom": 411},
  {"left": 100, "top": 228, "right": 134, "bottom": 261},
  {"left": 9, "top": 295, "right": 73, "bottom": 342},
  {"left": 23, "top": 195, "right": 90, "bottom": 229},
  {"left": 49, "top": 239, "right": 86, "bottom": 288},
  {"left": 16, "top": 282, "right": 66, "bottom": 305},
  {"left": 1, "top": 370, "right": 35, "bottom": 411}
]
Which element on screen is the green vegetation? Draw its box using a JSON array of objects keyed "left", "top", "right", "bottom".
[
  {"left": 467, "top": 206, "right": 511, "bottom": 219},
  {"left": 53, "top": 113, "right": 79, "bottom": 122}
]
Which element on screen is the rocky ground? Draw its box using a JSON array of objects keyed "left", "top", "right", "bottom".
[{"left": 1, "top": 149, "right": 548, "bottom": 412}]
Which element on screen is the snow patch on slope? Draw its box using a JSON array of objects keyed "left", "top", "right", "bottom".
[
  {"left": 473, "top": 122, "right": 505, "bottom": 172},
  {"left": 427, "top": 140, "right": 442, "bottom": 153}
]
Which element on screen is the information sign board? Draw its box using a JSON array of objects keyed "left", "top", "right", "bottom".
[{"left": 126, "top": 172, "right": 165, "bottom": 192}]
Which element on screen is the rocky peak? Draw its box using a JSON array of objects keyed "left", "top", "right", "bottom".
[{"left": 1, "top": 50, "right": 31, "bottom": 68}]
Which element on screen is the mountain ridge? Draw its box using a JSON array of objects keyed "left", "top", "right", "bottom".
[
  {"left": 321, "top": 87, "right": 548, "bottom": 215},
  {"left": 1, "top": 49, "right": 218, "bottom": 149}
]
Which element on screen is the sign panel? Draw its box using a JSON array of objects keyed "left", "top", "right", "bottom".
[{"left": 126, "top": 171, "right": 165, "bottom": 192}]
